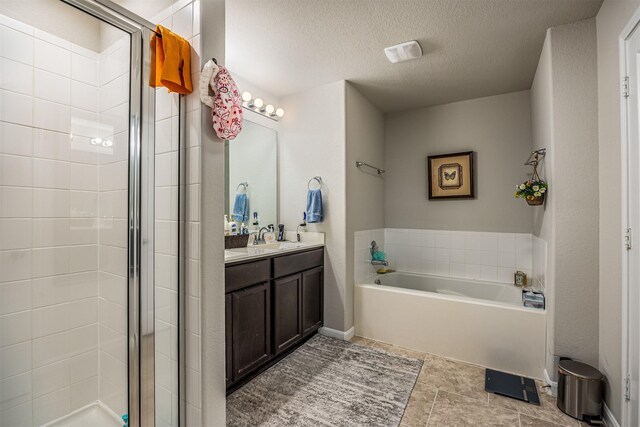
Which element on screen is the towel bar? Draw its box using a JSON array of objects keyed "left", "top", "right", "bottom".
[{"left": 356, "top": 161, "right": 385, "bottom": 175}]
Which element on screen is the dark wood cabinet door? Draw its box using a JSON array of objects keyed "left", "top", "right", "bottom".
[
  {"left": 273, "top": 274, "right": 303, "bottom": 355},
  {"left": 302, "top": 266, "right": 323, "bottom": 336},
  {"left": 231, "top": 282, "right": 271, "bottom": 380},
  {"left": 225, "top": 293, "right": 233, "bottom": 386}
]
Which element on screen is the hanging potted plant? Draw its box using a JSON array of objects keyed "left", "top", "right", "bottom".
[
  {"left": 516, "top": 149, "right": 548, "bottom": 206},
  {"left": 515, "top": 180, "right": 548, "bottom": 206}
]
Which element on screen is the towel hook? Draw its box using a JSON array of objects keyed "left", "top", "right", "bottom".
[
  {"left": 524, "top": 149, "right": 546, "bottom": 181},
  {"left": 308, "top": 176, "right": 322, "bottom": 190},
  {"left": 524, "top": 148, "right": 546, "bottom": 166},
  {"left": 236, "top": 182, "right": 248, "bottom": 192}
]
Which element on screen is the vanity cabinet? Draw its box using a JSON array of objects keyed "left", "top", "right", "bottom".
[
  {"left": 302, "top": 266, "right": 324, "bottom": 336},
  {"left": 231, "top": 282, "right": 271, "bottom": 380},
  {"left": 225, "top": 247, "right": 324, "bottom": 391},
  {"left": 273, "top": 274, "right": 303, "bottom": 355},
  {"left": 225, "top": 294, "right": 232, "bottom": 387}
]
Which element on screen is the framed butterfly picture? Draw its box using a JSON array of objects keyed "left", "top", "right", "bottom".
[{"left": 427, "top": 151, "right": 475, "bottom": 199}]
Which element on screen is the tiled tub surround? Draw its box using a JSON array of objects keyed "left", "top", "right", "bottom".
[
  {"left": 355, "top": 228, "right": 547, "bottom": 289},
  {"left": 353, "top": 228, "right": 547, "bottom": 379},
  {"left": 0, "top": 15, "right": 129, "bottom": 426}
]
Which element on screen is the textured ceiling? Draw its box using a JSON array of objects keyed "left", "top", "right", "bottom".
[{"left": 226, "top": 0, "right": 602, "bottom": 112}]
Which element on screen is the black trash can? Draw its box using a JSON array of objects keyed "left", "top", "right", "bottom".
[{"left": 557, "top": 360, "right": 604, "bottom": 420}]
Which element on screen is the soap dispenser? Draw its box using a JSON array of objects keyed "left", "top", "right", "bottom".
[
  {"left": 224, "top": 215, "right": 230, "bottom": 236},
  {"left": 251, "top": 212, "right": 259, "bottom": 232}
]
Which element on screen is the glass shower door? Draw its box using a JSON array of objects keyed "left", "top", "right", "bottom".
[{"left": 0, "top": 1, "right": 160, "bottom": 425}]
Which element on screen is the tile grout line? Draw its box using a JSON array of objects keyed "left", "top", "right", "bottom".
[
  {"left": 398, "top": 356, "right": 423, "bottom": 425},
  {"left": 424, "top": 388, "right": 438, "bottom": 427}
]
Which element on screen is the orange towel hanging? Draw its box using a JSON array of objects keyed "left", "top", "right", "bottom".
[{"left": 150, "top": 25, "right": 193, "bottom": 94}]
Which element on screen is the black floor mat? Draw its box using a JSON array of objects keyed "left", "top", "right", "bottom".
[{"left": 485, "top": 369, "right": 540, "bottom": 405}]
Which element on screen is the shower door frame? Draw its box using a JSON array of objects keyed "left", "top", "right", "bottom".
[{"left": 58, "top": 1, "right": 160, "bottom": 426}]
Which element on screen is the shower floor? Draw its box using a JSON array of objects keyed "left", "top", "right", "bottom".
[{"left": 44, "top": 401, "right": 121, "bottom": 427}]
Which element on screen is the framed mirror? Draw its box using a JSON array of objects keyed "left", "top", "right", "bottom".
[{"left": 224, "top": 119, "right": 278, "bottom": 229}]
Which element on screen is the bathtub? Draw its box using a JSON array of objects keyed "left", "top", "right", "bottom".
[{"left": 354, "top": 272, "right": 546, "bottom": 379}]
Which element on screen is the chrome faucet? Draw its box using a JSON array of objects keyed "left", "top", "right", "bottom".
[{"left": 253, "top": 227, "right": 270, "bottom": 245}]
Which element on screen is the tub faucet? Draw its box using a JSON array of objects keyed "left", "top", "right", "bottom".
[{"left": 371, "top": 260, "right": 389, "bottom": 266}]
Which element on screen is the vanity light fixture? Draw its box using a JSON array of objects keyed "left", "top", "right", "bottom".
[{"left": 241, "top": 94, "right": 285, "bottom": 121}]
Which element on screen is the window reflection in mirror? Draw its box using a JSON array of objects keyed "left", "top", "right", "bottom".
[{"left": 224, "top": 120, "right": 278, "bottom": 231}]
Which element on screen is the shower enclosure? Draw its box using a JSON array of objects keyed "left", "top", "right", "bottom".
[{"left": 0, "top": 0, "right": 182, "bottom": 425}]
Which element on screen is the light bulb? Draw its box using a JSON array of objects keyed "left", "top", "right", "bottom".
[
  {"left": 241, "top": 91, "right": 252, "bottom": 102},
  {"left": 275, "top": 108, "right": 285, "bottom": 118},
  {"left": 254, "top": 98, "right": 264, "bottom": 108},
  {"left": 91, "top": 138, "right": 102, "bottom": 145},
  {"left": 265, "top": 104, "right": 275, "bottom": 114},
  {"left": 103, "top": 140, "right": 113, "bottom": 147}
]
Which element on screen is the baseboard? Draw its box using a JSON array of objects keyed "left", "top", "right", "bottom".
[
  {"left": 543, "top": 369, "right": 558, "bottom": 397},
  {"left": 603, "top": 402, "right": 620, "bottom": 427},
  {"left": 319, "top": 326, "right": 355, "bottom": 341}
]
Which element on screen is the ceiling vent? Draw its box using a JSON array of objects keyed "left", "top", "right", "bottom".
[{"left": 384, "top": 40, "right": 422, "bottom": 64}]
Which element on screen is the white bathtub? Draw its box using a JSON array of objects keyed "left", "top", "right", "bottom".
[{"left": 354, "top": 272, "right": 546, "bottom": 379}]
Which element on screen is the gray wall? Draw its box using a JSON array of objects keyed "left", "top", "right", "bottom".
[
  {"left": 550, "top": 17, "right": 599, "bottom": 371},
  {"left": 279, "top": 81, "right": 348, "bottom": 332},
  {"left": 345, "top": 82, "right": 385, "bottom": 329},
  {"left": 531, "top": 31, "right": 557, "bottom": 379},
  {"left": 531, "top": 18, "right": 600, "bottom": 381},
  {"left": 384, "top": 91, "right": 534, "bottom": 232},
  {"left": 597, "top": 0, "right": 640, "bottom": 420},
  {"left": 200, "top": 1, "right": 226, "bottom": 425}
]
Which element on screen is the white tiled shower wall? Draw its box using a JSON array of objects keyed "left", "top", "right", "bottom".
[
  {"left": 355, "top": 228, "right": 547, "bottom": 289},
  {"left": 151, "top": 1, "right": 203, "bottom": 425},
  {"left": 0, "top": 14, "right": 130, "bottom": 426},
  {"left": 0, "top": 3, "right": 202, "bottom": 425},
  {"left": 97, "top": 29, "right": 130, "bottom": 419}
]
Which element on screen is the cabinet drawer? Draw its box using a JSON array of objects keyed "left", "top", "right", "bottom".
[
  {"left": 225, "top": 259, "right": 270, "bottom": 293},
  {"left": 273, "top": 248, "right": 323, "bottom": 278}
]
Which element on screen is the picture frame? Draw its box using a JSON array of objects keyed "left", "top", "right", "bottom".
[{"left": 427, "top": 151, "right": 475, "bottom": 199}]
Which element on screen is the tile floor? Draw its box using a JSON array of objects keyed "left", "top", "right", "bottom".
[{"left": 350, "top": 336, "right": 591, "bottom": 427}]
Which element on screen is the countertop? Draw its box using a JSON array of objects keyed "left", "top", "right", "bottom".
[{"left": 225, "top": 241, "right": 325, "bottom": 264}]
